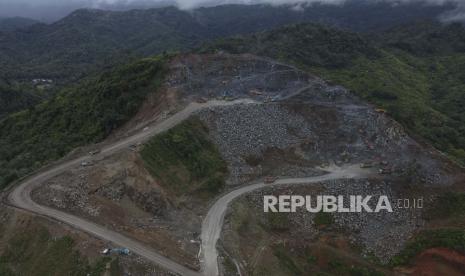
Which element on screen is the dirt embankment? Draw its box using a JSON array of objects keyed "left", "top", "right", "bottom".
[
  {"left": 31, "top": 149, "right": 202, "bottom": 270},
  {"left": 406, "top": 247, "right": 465, "bottom": 276}
]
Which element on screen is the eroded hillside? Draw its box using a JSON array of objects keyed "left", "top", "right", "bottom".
[{"left": 27, "top": 54, "right": 464, "bottom": 275}]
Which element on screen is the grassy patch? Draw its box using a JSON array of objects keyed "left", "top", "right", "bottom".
[
  {"left": 390, "top": 229, "right": 465, "bottom": 266},
  {"left": 271, "top": 245, "right": 383, "bottom": 276},
  {"left": 313, "top": 212, "right": 334, "bottom": 226},
  {"left": 427, "top": 192, "right": 465, "bottom": 220},
  {"left": 222, "top": 254, "right": 238, "bottom": 274},
  {"left": 263, "top": 212, "right": 290, "bottom": 232},
  {"left": 328, "top": 259, "right": 383, "bottom": 276},
  {"left": 141, "top": 117, "right": 228, "bottom": 198},
  {"left": 306, "top": 254, "right": 317, "bottom": 266},
  {"left": 0, "top": 226, "right": 108, "bottom": 276},
  {"left": 109, "top": 258, "right": 123, "bottom": 276},
  {"left": 273, "top": 245, "right": 303, "bottom": 275}
]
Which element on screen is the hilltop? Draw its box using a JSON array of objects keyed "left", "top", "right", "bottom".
[
  {"left": 1, "top": 4, "right": 465, "bottom": 275},
  {"left": 203, "top": 20, "right": 465, "bottom": 165},
  {"left": 0, "top": 1, "right": 457, "bottom": 120},
  {"left": 0, "top": 1, "right": 455, "bottom": 84}
]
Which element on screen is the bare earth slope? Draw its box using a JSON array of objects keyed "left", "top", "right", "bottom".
[
  {"left": 9, "top": 99, "right": 255, "bottom": 276},
  {"left": 6, "top": 53, "right": 463, "bottom": 276}
]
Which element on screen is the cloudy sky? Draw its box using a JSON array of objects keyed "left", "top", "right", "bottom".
[{"left": 0, "top": 0, "right": 462, "bottom": 21}]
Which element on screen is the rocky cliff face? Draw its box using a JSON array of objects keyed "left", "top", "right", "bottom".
[{"left": 167, "top": 54, "right": 450, "bottom": 187}]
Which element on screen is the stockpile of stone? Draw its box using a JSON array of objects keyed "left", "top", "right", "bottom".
[
  {"left": 96, "top": 179, "right": 125, "bottom": 201},
  {"left": 171, "top": 54, "right": 312, "bottom": 104},
  {"left": 199, "top": 103, "right": 315, "bottom": 185},
  {"left": 323, "top": 179, "right": 422, "bottom": 263},
  {"left": 32, "top": 172, "right": 101, "bottom": 217},
  {"left": 243, "top": 178, "right": 423, "bottom": 264}
]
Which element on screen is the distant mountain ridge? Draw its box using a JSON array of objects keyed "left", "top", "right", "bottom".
[
  {"left": 0, "top": 17, "right": 39, "bottom": 32},
  {"left": 0, "top": 1, "right": 456, "bottom": 84}
]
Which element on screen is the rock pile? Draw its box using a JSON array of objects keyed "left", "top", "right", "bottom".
[
  {"left": 199, "top": 103, "right": 315, "bottom": 185},
  {"left": 243, "top": 178, "right": 423, "bottom": 264}
]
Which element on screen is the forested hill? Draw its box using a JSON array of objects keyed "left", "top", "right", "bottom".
[
  {"left": 1, "top": 2, "right": 464, "bottom": 187},
  {"left": 202, "top": 21, "right": 465, "bottom": 165},
  {"left": 0, "top": 17, "right": 39, "bottom": 32},
  {"left": 0, "top": 56, "right": 167, "bottom": 188},
  {"left": 0, "top": 83, "right": 42, "bottom": 118},
  {"left": 379, "top": 20, "right": 465, "bottom": 55},
  {"left": 0, "top": 1, "right": 455, "bottom": 84}
]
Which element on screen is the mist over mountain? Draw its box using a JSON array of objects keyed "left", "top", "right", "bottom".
[
  {"left": 0, "top": 0, "right": 464, "bottom": 22},
  {"left": 0, "top": 1, "right": 457, "bottom": 84},
  {"left": 0, "top": 0, "right": 461, "bottom": 120},
  {"left": 2, "top": 1, "right": 465, "bottom": 274}
]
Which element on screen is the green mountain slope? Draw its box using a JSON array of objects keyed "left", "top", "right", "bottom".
[
  {"left": 0, "top": 1, "right": 455, "bottom": 119},
  {"left": 0, "top": 17, "right": 39, "bottom": 32},
  {"left": 0, "top": 225, "right": 108, "bottom": 276},
  {"left": 0, "top": 83, "right": 42, "bottom": 119},
  {"left": 141, "top": 117, "right": 228, "bottom": 198},
  {"left": 0, "top": 8, "right": 193, "bottom": 83},
  {"left": 0, "top": 1, "right": 454, "bottom": 84},
  {"left": 202, "top": 22, "right": 465, "bottom": 164},
  {"left": 0, "top": 56, "right": 167, "bottom": 188}
]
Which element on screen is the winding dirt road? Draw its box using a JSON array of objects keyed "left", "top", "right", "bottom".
[
  {"left": 7, "top": 98, "right": 371, "bottom": 276},
  {"left": 8, "top": 99, "right": 255, "bottom": 276},
  {"left": 200, "top": 164, "right": 371, "bottom": 276}
]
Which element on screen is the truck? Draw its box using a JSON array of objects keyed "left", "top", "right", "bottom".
[
  {"left": 249, "top": 89, "right": 263, "bottom": 96},
  {"left": 112, "top": 248, "right": 130, "bottom": 255},
  {"left": 89, "top": 150, "right": 100, "bottom": 156},
  {"left": 379, "top": 167, "right": 393, "bottom": 175},
  {"left": 360, "top": 162, "right": 374, "bottom": 168},
  {"left": 101, "top": 248, "right": 130, "bottom": 256},
  {"left": 196, "top": 97, "right": 208, "bottom": 103},
  {"left": 264, "top": 176, "right": 277, "bottom": 184},
  {"left": 80, "top": 161, "right": 93, "bottom": 167}
]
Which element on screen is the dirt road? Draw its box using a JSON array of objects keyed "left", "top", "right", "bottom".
[
  {"left": 8, "top": 99, "right": 255, "bottom": 276},
  {"left": 200, "top": 164, "right": 372, "bottom": 276},
  {"left": 8, "top": 97, "right": 371, "bottom": 276}
]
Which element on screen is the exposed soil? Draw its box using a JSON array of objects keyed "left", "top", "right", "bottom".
[
  {"left": 24, "top": 53, "right": 465, "bottom": 274},
  {"left": 30, "top": 53, "right": 319, "bottom": 270},
  {"left": 31, "top": 150, "right": 202, "bottom": 270},
  {"left": 409, "top": 247, "right": 465, "bottom": 276}
]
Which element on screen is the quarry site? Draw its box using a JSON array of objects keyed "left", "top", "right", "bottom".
[{"left": 5, "top": 53, "right": 465, "bottom": 275}]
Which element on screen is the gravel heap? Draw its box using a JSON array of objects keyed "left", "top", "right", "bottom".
[
  {"left": 323, "top": 179, "right": 422, "bottom": 263},
  {"left": 199, "top": 103, "right": 315, "bottom": 185},
  {"left": 243, "top": 178, "right": 423, "bottom": 264},
  {"left": 32, "top": 171, "right": 102, "bottom": 217}
]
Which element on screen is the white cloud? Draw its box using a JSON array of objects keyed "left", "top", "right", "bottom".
[
  {"left": 0, "top": 0, "right": 464, "bottom": 21},
  {"left": 0, "top": 0, "right": 458, "bottom": 8},
  {"left": 88, "top": 0, "right": 459, "bottom": 10}
]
